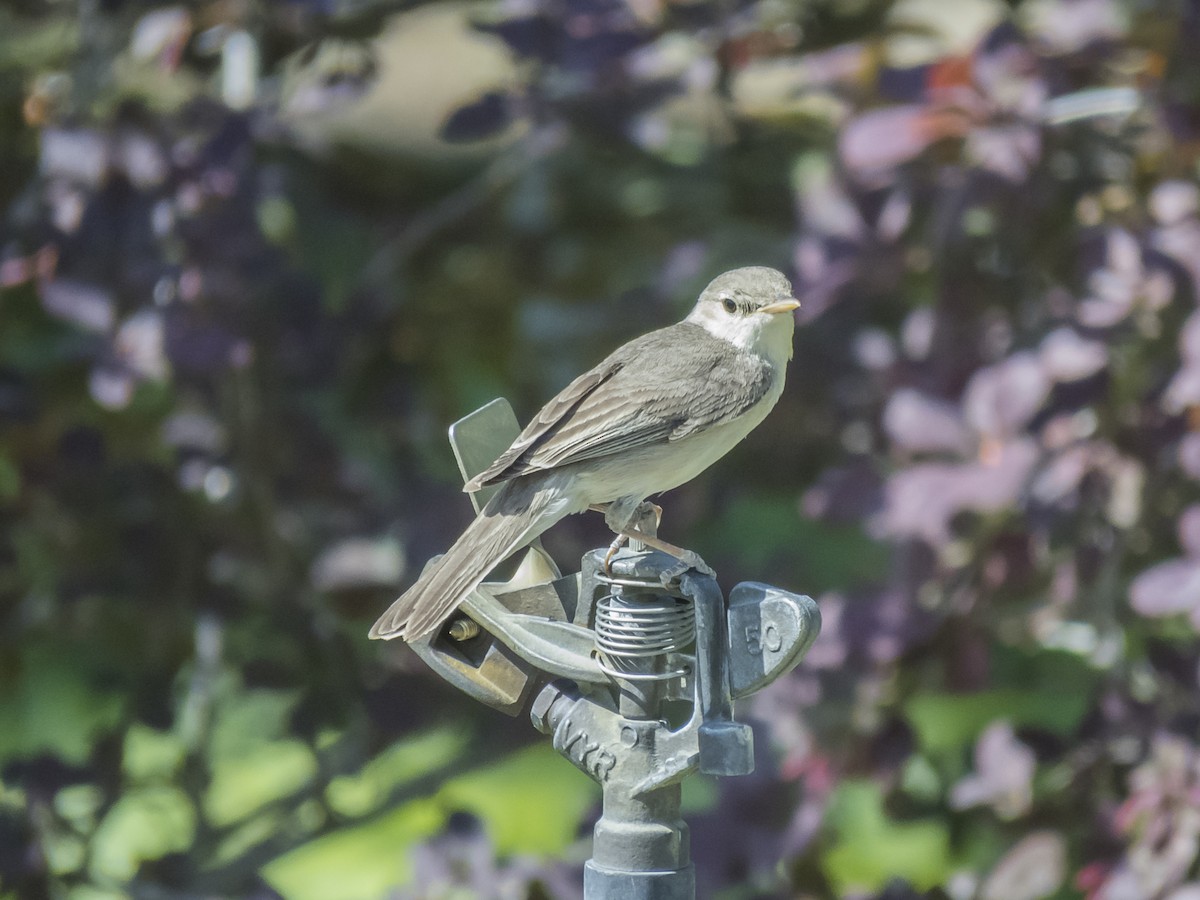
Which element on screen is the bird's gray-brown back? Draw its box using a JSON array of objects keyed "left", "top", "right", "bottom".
[{"left": 470, "top": 321, "right": 776, "bottom": 488}]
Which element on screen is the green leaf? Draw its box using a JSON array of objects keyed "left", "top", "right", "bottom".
[
  {"left": 900, "top": 754, "right": 942, "bottom": 803},
  {"left": 89, "top": 787, "right": 196, "bottom": 882},
  {"left": 905, "top": 688, "right": 1090, "bottom": 756},
  {"left": 54, "top": 784, "right": 104, "bottom": 828},
  {"left": 0, "top": 643, "right": 124, "bottom": 765},
  {"left": 681, "top": 774, "right": 718, "bottom": 814},
  {"left": 0, "top": 10, "right": 80, "bottom": 70},
  {"left": 204, "top": 739, "right": 318, "bottom": 826},
  {"left": 326, "top": 727, "right": 469, "bottom": 817},
  {"left": 822, "top": 780, "right": 951, "bottom": 894},
  {"left": 44, "top": 831, "right": 86, "bottom": 875},
  {"left": 262, "top": 799, "right": 444, "bottom": 900},
  {"left": 123, "top": 724, "right": 185, "bottom": 782},
  {"left": 0, "top": 454, "right": 19, "bottom": 502},
  {"left": 207, "top": 687, "right": 302, "bottom": 758},
  {"left": 437, "top": 745, "right": 595, "bottom": 855},
  {"left": 65, "top": 887, "right": 128, "bottom": 900},
  {"left": 257, "top": 196, "right": 298, "bottom": 245}
]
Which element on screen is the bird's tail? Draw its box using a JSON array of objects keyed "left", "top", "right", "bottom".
[{"left": 369, "top": 479, "right": 559, "bottom": 641}]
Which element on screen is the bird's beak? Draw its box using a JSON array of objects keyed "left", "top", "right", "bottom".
[{"left": 759, "top": 297, "right": 801, "bottom": 315}]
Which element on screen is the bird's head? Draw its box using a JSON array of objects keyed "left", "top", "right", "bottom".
[{"left": 686, "top": 267, "right": 800, "bottom": 362}]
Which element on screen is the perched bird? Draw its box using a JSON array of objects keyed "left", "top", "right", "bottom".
[{"left": 370, "top": 267, "right": 800, "bottom": 641}]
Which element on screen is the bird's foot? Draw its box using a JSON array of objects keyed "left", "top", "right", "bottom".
[
  {"left": 658, "top": 550, "right": 716, "bottom": 587},
  {"left": 602, "top": 533, "right": 628, "bottom": 576},
  {"left": 594, "top": 500, "right": 663, "bottom": 575},
  {"left": 613, "top": 529, "right": 715, "bottom": 584},
  {"left": 592, "top": 499, "right": 661, "bottom": 531}
]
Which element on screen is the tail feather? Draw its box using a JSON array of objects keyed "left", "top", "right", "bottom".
[{"left": 369, "top": 480, "right": 559, "bottom": 641}]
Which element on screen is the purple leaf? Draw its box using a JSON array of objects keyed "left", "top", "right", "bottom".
[
  {"left": 1039, "top": 327, "right": 1108, "bottom": 382},
  {"left": 801, "top": 462, "right": 885, "bottom": 524},
  {"left": 964, "top": 353, "right": 1051, "bottom": 438},
  {"left": 786, "top": 41, "right": 873, "bottom": 91},
  {"left": 39, "top": 279, "right": 115, "bottom": 334},
  {"left": 115, "top": 132, "right": 168, "bottom": 189},
  {"left": 875, "top": 189, "right": 912, "bottom": 242},
  {"left": 950, "top": 721, "right": 1035, "bottom": 817},
  {"left": 1024, "top": 0, "right": 1125, "bottom": 54},
  {"left": 876, "top": 439, "right": 1039, "bottom": 545},
  {"left": 1163, "top": 364, "right": 1200, "bottom": 415},
  {"left": 1151, "top": 181, "right": 1200, "bottom": 226},
  {"left": 853, "top": 329, "right": 898, "bottom": 371},
  {"left": 39, "top": 127, "right": 108, "bottom": 186},
  {"left": 1129, "top": 559, "right": 1200, "bottom": 618},
  {"left": 981, "top": 831, "right": 1067, "bottom": 900},
  {"left": 965, "top": 124, "right": 1041, "bottom": 182},
  {"left": 130, "top": 7, "right": 192, "bottom": 62},
  {"left": 810, "top": 584, "right": 938, "bottom": 667},
  {"left": 839, "top": 105, "right": 967, "bottom": 183},
  {"left": 1077, "top": 294, "right": 1134, "bottom": 329},
  {"left": 88, "top": 367, "right": 135, "bottom": 411},
  {"left": 1152, "top": 222, "right": 1200, "bottom": 300},
  {"left": 882, "top": 388, "right": 971, "bottom": 455},
  {"left": 802, "top": 592, "right": 847, "bottom": 670},
  {"left": 1182, "top": 312, "right": 1200, "bottom": 363},
  {"left": 901, "top": 307, "right": 936, "bottom": 360},
  {"left": 1105, "top": 456, "right": 1144, "bottom": 529},
  {"left": 115, "top": 310, "right": 168, "bottom": 380},
  {"left": 1179, "top": 433, "right": 1200, "bottom": 479},
  {"left": 1031, "top": 444, "right": 1094, "bottom": 507},
  {"left": 798, "top": 175, "right": 865, "bottom": 240},
  {"left": 1078, "top": 229, "right": 1144, "bottom": 327},
  {"left": 1179, "top": 506, "right": 1200, "bottom": 558},
  {"left": 1107, "top": 228, "right": 1144, "bottom": 276}
]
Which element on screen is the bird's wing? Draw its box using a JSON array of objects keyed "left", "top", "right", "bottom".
[
  {"left": 465, "top": 358, "right": 625, "bottom": 490},
  {"left": 466, "top": 323, "right": 774, "bottom": 490}
]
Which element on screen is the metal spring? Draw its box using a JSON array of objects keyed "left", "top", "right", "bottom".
[{"left": 594, "top": 585, "right": 695, "bottom": 681}]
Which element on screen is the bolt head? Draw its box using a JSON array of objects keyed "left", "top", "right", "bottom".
[{"left": 529, "top": 685, "right": 559, "bottom": 733}]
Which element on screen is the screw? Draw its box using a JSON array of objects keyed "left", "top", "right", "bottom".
[{"left": 447, "top": 618, "right": 480, "bottom": 641}]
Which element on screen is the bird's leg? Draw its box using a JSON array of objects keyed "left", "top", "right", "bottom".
[
  {"left": 592, "top": 500, "right": 666, "bottom": 575},
  {"left": 589, "top": 504, "right": 627, "bottom": 574},
  {"left": 615, "top": 528, "right": 685, "bottom": 557},
  {"left": 597, "top": 499, "right": 714, "bottom": 584},
  {"left": 637, "top": 501, "right": 663, "bottom": 536},
  {"left": 602, "top": 533, "right": 628, "bottom": 574},
  {"left": 613, "top": 529, "right": 716, "bottom": 584}
]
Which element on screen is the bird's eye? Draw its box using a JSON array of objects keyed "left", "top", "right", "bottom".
[{"left": 721, "top": 297, "right": 737, "bottom": 314}]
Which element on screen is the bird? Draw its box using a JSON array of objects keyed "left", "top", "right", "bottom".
[{"left": 369, "top": 266, "right": 800, "bottom": 642}]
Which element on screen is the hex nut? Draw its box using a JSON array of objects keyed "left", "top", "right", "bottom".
[{"left": 530, "top": 684, "right": 561, "bottom": 734}]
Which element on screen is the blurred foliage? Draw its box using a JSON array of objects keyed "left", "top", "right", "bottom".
[{"left": 3, "top": 0, "right": 1200, "bottom": 898}]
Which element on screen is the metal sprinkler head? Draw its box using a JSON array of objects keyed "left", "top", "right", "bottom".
[{"left": 405, "top": 398, "right": 821, "bottom": 900}]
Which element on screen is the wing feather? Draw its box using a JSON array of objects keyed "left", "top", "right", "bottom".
[
  {"left": 465, "top": 322, "right": 773, "bottom": 490},
  {"left": 465, "top": 360, "right": 624, "bottom": 490}
]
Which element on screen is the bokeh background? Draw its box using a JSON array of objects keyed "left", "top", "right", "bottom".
[{"left": 3, "top": 0, "right": 1200, "bottom": 897}]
